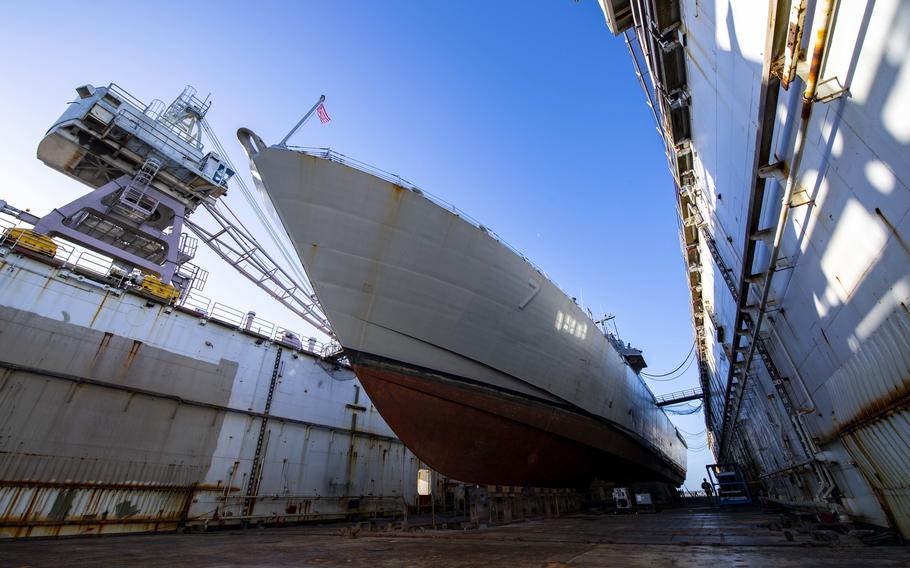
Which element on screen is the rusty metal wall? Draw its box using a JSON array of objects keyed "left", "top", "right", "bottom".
[
  {"left": 0, "top": 252, "right": 420, "bottom": 538},
  {"left": 840, "top": 409, "right": 910, "bottom": 537},
  {"left": 0, "top": 371, "right": 218, "bottom": 537}
]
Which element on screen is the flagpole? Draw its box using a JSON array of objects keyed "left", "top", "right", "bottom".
[{"left": 279, "top": 94, "right": 326, "bottom": 147}]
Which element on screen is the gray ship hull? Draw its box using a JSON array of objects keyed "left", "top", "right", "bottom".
[{"left": 240, "top": 133, "right": 687, "bottom": 486}]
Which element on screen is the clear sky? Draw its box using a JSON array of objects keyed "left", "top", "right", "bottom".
[{"left": 0, "top": 0, "right": 712, "bottom": 489}]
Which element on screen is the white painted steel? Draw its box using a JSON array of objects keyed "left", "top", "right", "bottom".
[
  {"left": 0, "top": 252, "right": 419, "bottom": 538},
  {"left": 243, "top": 143, "right": 687, "bottom": 476},
  {"left": 613, "top": 0, "right": 910, "bottom": 535}
]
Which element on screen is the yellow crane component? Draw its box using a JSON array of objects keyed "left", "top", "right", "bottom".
[
  {"left": 3, "top": 228, "right": 58, "bottom": 257},
  {"left": 138, "top": 274, "right": 181, "bottom": 303}
]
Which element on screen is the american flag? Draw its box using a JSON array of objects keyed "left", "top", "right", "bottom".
[{"left": 317, "top": 102, "right": 331, "bottom": 124}]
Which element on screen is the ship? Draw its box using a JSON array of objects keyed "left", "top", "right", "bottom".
[{"left": 237, "top": 130, "right": 687, "bottom": 488}]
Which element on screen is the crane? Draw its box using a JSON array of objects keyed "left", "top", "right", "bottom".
[{"left": 9, "top": 82, "right": 333, "bottom": 337}]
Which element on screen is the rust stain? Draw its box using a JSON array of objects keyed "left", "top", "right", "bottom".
[
  {"left": 305, "top": 243, "right": 318, "bottom": 265},
  {"left": 0, "top": 479, "right": 215, "bottom": 491},
  {"left": 842, "top": 431, "right": 904, "bottom": 537},
  {"left": 96, "top": 332, "right": 113, "bottom": 355},
  {"left": 4, "top": 516, "right": 186, "bottom": 534},
  {"left": 89, "top": 332, "right": 114, "bottom": 372},
  {"left": 120, "top": 340, "right": 143, "bottom": 376},
  {"left": 152, "top": 304, "right": 163, "bottom": 324},
  {"left": 126, "top": 340, "right": 142, "bottom": 368},
  {"left": 89, "top": 294, "right": 109, "bottom": 328},
  {"left": 345, "top": 413, "right": 359, "bottom": 488},
  {"left": 875, "top": 207, "right": 910, "bottom": 256},
  {"left": 824, "top": 378, "right": 910, "bottom": 444},
  {"left": 63, "top": 147, "right": 86, "bottom": 173}
]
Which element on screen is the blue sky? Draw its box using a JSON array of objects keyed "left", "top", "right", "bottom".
[{"left": 0, "top": 0, "right": 711, "bottom": 489}]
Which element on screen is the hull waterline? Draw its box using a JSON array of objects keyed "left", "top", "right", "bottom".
[
  {"left": 239, "top": 131, "right": 687, "bottom": 487},
  {"left": 350, "top": 350, "right": 685, "bottom": 486}
]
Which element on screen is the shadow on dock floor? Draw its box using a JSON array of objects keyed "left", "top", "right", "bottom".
[{"left": 1, "top": 504, "right": 905, "bottom": 567}]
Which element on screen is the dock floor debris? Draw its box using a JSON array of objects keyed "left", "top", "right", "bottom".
[{"left": 2, "top": 504, "right": 906, "bottom": 567}]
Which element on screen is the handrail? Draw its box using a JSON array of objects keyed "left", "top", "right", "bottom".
[
  {"left": 107, "top": 83, "right": 148, "bottom": 112},
  {"left": 654, "top": 386, "right": 703, "bottom": 405},
  {"left": 114, "top": 103, "right": 205, "bottom": 167},
  {"left": 0, "top": 213, "right": 328, "bottom": 357},
  {"left": 108, "top": 82, "right": 209, "bottom": 154}
]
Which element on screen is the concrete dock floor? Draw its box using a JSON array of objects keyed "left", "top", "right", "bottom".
[{"left": 1, "top": 505, "right": 906, "bottom": 567}]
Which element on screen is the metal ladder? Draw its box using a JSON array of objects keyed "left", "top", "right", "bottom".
[
  {"left": 699, "top": 225, "right": 810, "bottom": 461},
  {"left": 118, "top": 157, "right": 162, "bottom": 218}
]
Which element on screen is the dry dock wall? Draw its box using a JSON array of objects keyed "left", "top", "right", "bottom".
[
  {"left": 685, "top": 0, "right": 909, "bottom": 536},
  {"left": 603, "top": 0, "right": 910, "bottom": 537},
  {"left": 0, "top": 251, "right": 420, "bottom": 538}
]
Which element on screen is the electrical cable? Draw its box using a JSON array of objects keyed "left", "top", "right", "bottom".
[
  {"left": 642, "top": 341, "right": 694, "bottom": 377},
  {"left": 677, "top": 427, "right": 706, "bottom": 437},
  {"left": 641, "top": 341, "right": 695, "bottom": 378},
  {"left": 643, "top": 353, "right": 695, "bottom": 382}
]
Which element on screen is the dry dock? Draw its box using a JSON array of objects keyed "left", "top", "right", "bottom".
[
  {"left": 0, "top": 503, "right": 906, "bottom": 567},
  {"left": 2, "top": 0, "right": 910, "bottom": 559}
]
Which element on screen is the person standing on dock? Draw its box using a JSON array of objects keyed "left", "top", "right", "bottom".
[{"left": 701, "top": 478, "right": 715, "bottom": 500}]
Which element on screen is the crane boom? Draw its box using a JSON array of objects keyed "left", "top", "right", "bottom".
[{"left": 187, "top": 200, "right": 332, "bottom": 335}]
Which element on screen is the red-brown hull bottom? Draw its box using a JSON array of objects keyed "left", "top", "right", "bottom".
[{"left": 350, "top": 353, "right": 683, "bottom": 488}]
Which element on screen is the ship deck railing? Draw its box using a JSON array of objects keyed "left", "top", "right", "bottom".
[
  {"left": 288, "top": 146, "right": 569, "bottom": 297},
  {"left": 0, "top": 213, "right": 329, "bottom": 358}
]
